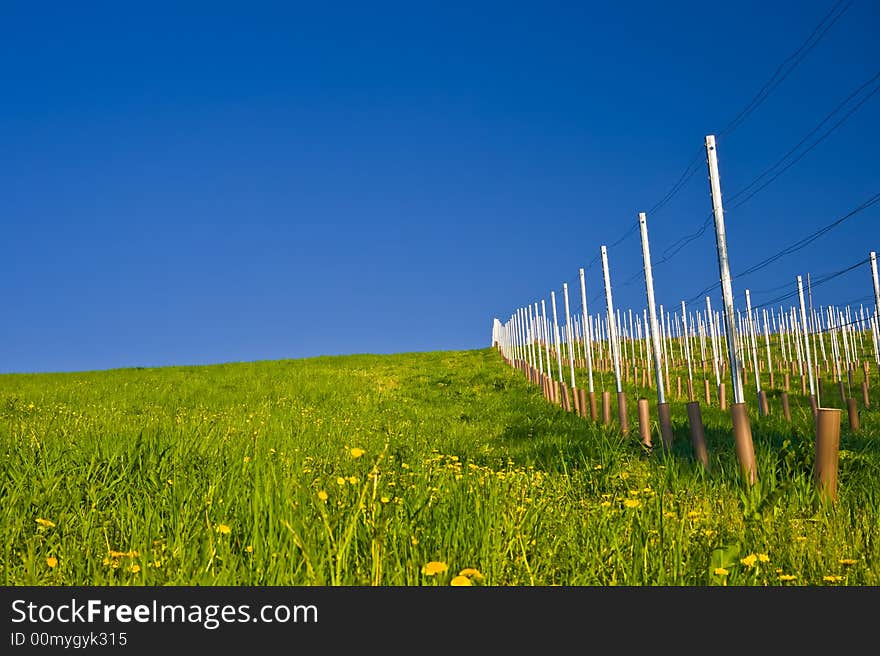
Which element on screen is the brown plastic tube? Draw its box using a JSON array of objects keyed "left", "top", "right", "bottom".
[
  {"left": 704, "top": 378, "right": 711, "bottom": 406},
  {"left": 839, "top": 381, "right": 846, "bottom": 405},
  {"left": 687, "top": 401, "right": 709, "bottom": 470},
  {"left": 769, "top": 371, "right": 775, "bottom": 389},
  {"left": 687, "top": 379, "right": 694, "bottom": 401},
  {"left": 847, "top": 397, "right": 859, "bottom": 432},
  {"left": 589, "top": 391, "right": 598, "bottom": 422},
  {"left": 637, "top": 398, "right": 651, "bottom": 447},
  {"left": 572, "top": 387, "right": 580, "bottom": 415},
  {"left": 657, "top": 402, "right": 673, "bottom": 449},
  {"left": 809, "top": 394, "right": 818, "bottom": 419},
  {"left": 730, "top": 402, "right": 758, "bottom": 486},
  {"left": 719, "top": 383, "right": 727, "bottom": 411},
  {"left": 676, "top": 376, "right": 682, "bottom": 399},
  {"left": 602, "top": 391, "right": 611, "bottom": 425},
  {"left": 781, "top": 391, "right": 791, "bottom": 422},
  {"left": 784, "top": 372, "right": 790, "bottom": 391},
  {"left": 815, "top": 408, "right": 841, "bottom": 503},
  {"left": 561, "top": 383, "right": 571, "bottom": 412},
  {"left": 617, "top": 391, "right": 629, "bottom": 434},
  {"left": 578, "top": 388, "right": 587, "bottom": 418},
  {"left": 758, "top": 389, "right": 769, "bottom": 417},
  {"left": 801, "top": 375, "right": 807, "bottom": 396},
  {"left": 863, "top": 381, "right": 870, "bottom": 409}
]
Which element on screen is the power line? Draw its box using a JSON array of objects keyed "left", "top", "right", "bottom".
[
  {"left": 727, "top": 79, "right": 880, "bottom": 211},
  {"left": 726, "top": 69, "right": 880, "bottom": 207},
  {"left": 686, "top": 191, "right": 880, "bottom": 303},
  {"left": 748, "top": 257, "right": 869, "bottom": 311},
  {"left": 653, "top": 67, "right": 880, "bottom": 270},
  {"left": 717, "top": 0, "right": 852, "bottom": 138}
]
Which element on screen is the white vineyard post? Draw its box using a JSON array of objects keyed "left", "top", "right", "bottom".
[
  {"left": 601, "top": 246, "right": 623, "bottom": 395},
  {"left": 745, "top": 289, "right": 763, "bottom": 407},
  {"left": 563, "top": 282, "right": 577, "bottom": 392},
  {"left": 551, "top": 291, "right": 564, "bottom": 383},
  {"left": 579, "top": 268, "right": 596, "bottom": 394},
  {"left": 706, "top": 133, "right": 755, "bottom": 483},
  {"left": 797, "top": 275, "right": 818, "bottom": 408},
  {"left": 542, "top": 299, "right": 552, "bottom": 380}
]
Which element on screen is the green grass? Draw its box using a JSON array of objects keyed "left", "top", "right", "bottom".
[{"left": 1, "top": 347, "right": 878, "bottom": 586}]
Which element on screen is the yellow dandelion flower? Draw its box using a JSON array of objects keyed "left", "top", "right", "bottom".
[
  {"left": 245, "top": 546, "right": 253, "bottom": 553},
  {"left": 795, "top": 536, "right": 807, "bottom": 542},
  {"left": 458, "top": 568, "right": 484, "bottom": 580},
  {"left": 350, "top": 447, "right": 365, "bottom": 458},
  {"left": 757, "top": 553, "right": 770, "bottom": 563},
  {"left": 421, "top": 561, "right": 448, "bottom": 576},
  {"left": 216, "top": 524, "right": 231, "bottom": 535},
  {"left": 600, "top": 501, "right": 612, "bottom": 508},
  {"left": 317, "top": 490, "right": 329, "bottom": 502},
  {"left": 687, "top": 511, "right": 701, "bottom": 519},
  {"left": 35, "top": 518, "right": 55, "bottom": 528},
  {"left": 380, "top": 496, "right": 390, "bottom": 504},
  {"left": 46, "top": 557, "right": 58, "bottom": 568},
  {"left": 450, "top": 575, "right": 472, "bottom": 586},
  {"left": 839, "top": 558, "right": 857, "bottom": 566},
  {"left": 778, "top": 574, "right": 796, "bottom": 581},
  {"left": 243, "top": 456, "right": 251, "bottom": 463},
  {"left": 109, "top": 550, "right": 139, "bottom": 558},
  {"left": 664, "top": 512, "right": 677, "bottom": 519},
  {"left": 347, "top": 476, "right": 358, "bottom": 485},
  {"left": 129, "top": 564, "right": 141, "bottom": 574},
  {"left": 619, "top": 472, "right": 629, "bottom": 480},
  {"left": 593, "top": 464, "right": 603, "bottom": 470},
  {"left": 624, "top": 499, "right": 641, "bottom": 509},
  {"left": 714, "top": 567, "right": 728, "bottom": 576},
  {"left": 336, "top": 477, "right": 346, "bottom": 486},
  {"left": 741, "top": 554, "right": 758, "bottom": 568},
  {"left": 823, "top": 575, "right": 842, "bottom": 583}
]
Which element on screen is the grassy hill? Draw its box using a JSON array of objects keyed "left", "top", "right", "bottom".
[{"left": 2, "top": 348, "right": 878, "bottom": 585}]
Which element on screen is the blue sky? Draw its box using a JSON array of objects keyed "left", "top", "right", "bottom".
[{"left": 1, "top": 1, "right": 878, "bottom": 373}]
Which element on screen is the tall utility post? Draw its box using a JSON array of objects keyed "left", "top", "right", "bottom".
[
  {"left": 705, "top": 134, "right": 756, "bottom": 485},
  {"left": 639, "top": 212, "right": 673, "bottom": 447}
]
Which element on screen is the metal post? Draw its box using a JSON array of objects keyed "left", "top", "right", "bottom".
[
  {"left": 706, "top": 134, "right": 755, "bottom": 484},
  {"left": 705, "top": 135, "right": 745, "bottom": 404},
  {"left": 563, "top": 282, "right": 577, "bottom": 391},
  {"left": 601, "top": 246, "right": 622, "bottom": 394},
  {"left": 638, "top": 213, "right": 672, "bottom": 447},
  {"left": 871, "top": 252, "right": 880, "bottom": 325},
  {"left": 797, "top": 275, "right": 817, "bottom": 409},
  {"left": 541, "top": 299, "right": 551, "bottom": 380},
  {"left": 640, "top": 213, "right": 666, "bottom": 403},
  {"left": 551, "top": 291, "right": 564, "bottom": 383},
  {"left": 682, "top": 300, "right": 694, "bottom": 400},
  {"left": 579, "top": 268, "right": 595, "bottom": 394},
  {"left": 532, "top": 303, "right": 543, "bottom": 375},
  {"left": 745, "top": 289, "right": 762, "bottom": 398}
]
